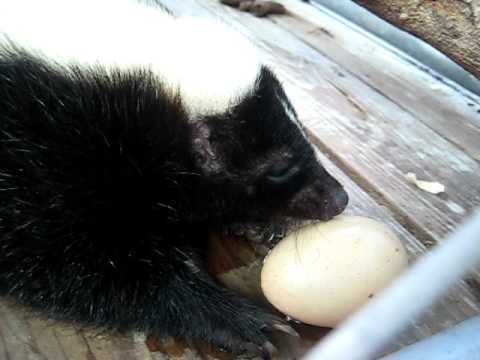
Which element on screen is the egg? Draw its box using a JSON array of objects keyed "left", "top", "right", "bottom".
[{"left": 261, "top": 216, "right": 408, "bottom": 327}]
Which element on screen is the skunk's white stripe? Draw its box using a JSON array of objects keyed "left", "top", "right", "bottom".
[
  {"left": 0, "top": 0, "right": 261, "bottom": 116},
  {"left": 281, "top": 98, "right": 308, "bottom": 140}
]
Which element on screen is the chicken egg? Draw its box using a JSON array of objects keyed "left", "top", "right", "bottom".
[{"left": 261, "top": 216, "right": 408, "bottom": 327}]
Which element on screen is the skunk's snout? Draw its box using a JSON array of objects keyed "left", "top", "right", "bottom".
[
  {"left": 328, "top": 188, "right": 349, "bottom": 218},
  {"left": 309, "top": 185, "right": 348, "bottom": 221},
  {"left": 282, "top": 176, "right": 349, "bottom": 221}
]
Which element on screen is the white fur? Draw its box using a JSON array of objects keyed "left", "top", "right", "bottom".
[
  {"left": 0, "top": 0, "right": 261, "bottom": 116},
  {"left": 281, "top": 98, "right": 308, "bottom": 140}
]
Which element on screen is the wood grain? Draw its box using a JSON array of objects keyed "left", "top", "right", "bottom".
[{"left": 273, "top": 0, "right": 480, "bottom": 161}]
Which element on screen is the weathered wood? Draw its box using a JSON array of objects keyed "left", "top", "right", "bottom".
[
  {"left": 0, "top": 300, "right": 158, "bottom": 360},
  {"left": 282, "top": 67, "right": 479, "bottom": 244},
  {"left": 272, "top": 0, "right": 480, "bottom": 161},
  {"left": 53, "top": 328, "right": 91, "bottom": 360},
  {"left": 28, "top": 318, "right": 70, "bottom": 360},
  {"left": 0, "top": 302, "right": 44, "bottom": 360}
]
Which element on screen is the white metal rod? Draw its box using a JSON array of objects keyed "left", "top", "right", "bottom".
[
  {"left": 380, "top": 316, "right": 480, "bottom": 360},
  {"left": 303, "top": 210, "right": 480, "bottom": 360}
]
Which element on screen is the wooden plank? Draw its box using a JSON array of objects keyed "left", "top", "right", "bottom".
[
  {"left": 118, "top": 333, "right": 155, "bottom": 360},
  {"left": 28, "top": 318, "right": 68, "bottom": 360},
  {"left": 171, "top": 0, "right": 480, "bottom": 254},
  {"left": 272, "top": 0, "right": 480, "bottom": 161},
  {"left": 0, "top": 301, "right": 42, "bottom": 360},
  {"left": 281, "top": 68, "right": 479, "bottom": 243},
  {"left": 82, "top": 332, "right": 157, "bottom": 360},
  {"left": 0, "top": 326, "right": 8, "bottom": 360},
  {"left": 53, "top": 327, "right": 91, "bottom": 360},
  {"left": 82, "top": 334, "right": 118, "bottom": 360},
  {"left": 0, "top": 300, "right": 158, "bottom": 360}
]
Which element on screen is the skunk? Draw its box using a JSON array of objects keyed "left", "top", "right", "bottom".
[{"left": 0, "top": 0, "right": 348, "bottom": 356}]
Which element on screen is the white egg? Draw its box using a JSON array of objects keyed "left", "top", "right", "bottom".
[{"left": 261, "top": 216, "right": 408, "bottom": 327}]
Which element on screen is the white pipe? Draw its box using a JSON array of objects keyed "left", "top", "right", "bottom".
[
  {"left": 303, "top": 210, "right": 480, "bottom": 360},
  {"left": 380, "top": 316, "right": 480, "bottom": 360}
]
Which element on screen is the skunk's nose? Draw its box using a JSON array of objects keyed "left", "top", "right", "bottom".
[
  {"left": 321, "top": 188, "right": 349, "bottom": 220},
  {"left": 282, "top": 184, "right": 349, "bottom": 221},
  {"left": 333, "top": 189, "right": 349, "bottom": 215}
]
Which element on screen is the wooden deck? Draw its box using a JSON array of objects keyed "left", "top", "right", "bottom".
[{"left": 1, "top": 0, "right": 480, "bottom": 359}]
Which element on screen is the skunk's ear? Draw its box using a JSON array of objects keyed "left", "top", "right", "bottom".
[{"left": 191, "top": 121, "right": 224, "bottom": 177}]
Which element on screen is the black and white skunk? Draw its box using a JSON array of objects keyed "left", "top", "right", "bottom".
[{"left": 0, "top": 0, "right": 348, "bottom": 356}]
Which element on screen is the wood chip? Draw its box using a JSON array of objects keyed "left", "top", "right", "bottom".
[{"left": 405, "top": 172, "right": 446, "bottom": 194}]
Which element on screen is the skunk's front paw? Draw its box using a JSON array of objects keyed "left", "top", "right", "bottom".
[{"left": 221, "top": 308, "right": 298, "bottom": 359}]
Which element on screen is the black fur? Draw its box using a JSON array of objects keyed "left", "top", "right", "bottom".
[{"left": 0, "top": 48, "right": 347, "bottom": 356}]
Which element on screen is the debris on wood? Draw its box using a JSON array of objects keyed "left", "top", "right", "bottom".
[
  {"left": 239, "top": 1, "right": 255, "bottom": 12},
  {"left": 219, "top": 0, "right": 287, "bottom": 17},
  {"left": 219, "top": 0, "right": 245, "bottom": 7},
  {"left": 251, "top": 1, "right": 287, "bottom": 17},
  {"left": 405, "top": 172, "right": 446, "bottom": 194}
]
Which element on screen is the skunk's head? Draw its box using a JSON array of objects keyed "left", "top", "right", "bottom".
[
  {"left": 161, "top": 20, "right": 348, "bottom": 229},
  {"left": 189, "top": 66, "right": 348, "bottom": 238}
]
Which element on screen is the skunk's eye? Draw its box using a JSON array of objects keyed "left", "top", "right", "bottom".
[{"left": 266, "top": 163, "right": 301, "bottom": 185}]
